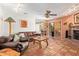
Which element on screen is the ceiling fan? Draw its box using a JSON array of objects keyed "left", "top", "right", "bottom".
[{"left": 44, "top": 10, "right": 57, "bottom": 18}]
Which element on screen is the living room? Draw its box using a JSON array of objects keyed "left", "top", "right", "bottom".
[{"left": 0, "top": 3, "right": 79, "bottom": 56}]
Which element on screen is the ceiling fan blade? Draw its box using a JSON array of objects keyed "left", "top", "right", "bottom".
[
  {"left": 24, "top": 12, "right": 27, "bottom": 14},
  {"left": 45, "top": 15, "right": 49, "bottom": 18},
  {"left": 50, "top": 14, "right": 57, "bottom": 16},
  {"left": 45, "top": 14, "right": 49, "bottom": 18},
  {"left": 46, "top": 10, "right": 51, "bottom": 14},
  {"left": 44, "top": 10, "right": 57, "bottom": 18}
]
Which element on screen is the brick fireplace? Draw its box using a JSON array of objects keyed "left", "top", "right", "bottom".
[{"left": 71, "top": 26, "right": 79, "bottom": 40}]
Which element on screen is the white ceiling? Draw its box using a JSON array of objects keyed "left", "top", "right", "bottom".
[{"left": 0, "top": 3, "right": 79, "bottom": 22}]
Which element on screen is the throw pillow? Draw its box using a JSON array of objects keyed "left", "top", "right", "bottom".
[
  {"left": 19, "top": 33, "right": 25, "bottom": 37},
  {"left": 13, "top": 34, "right": 20, "bottom": 42}
]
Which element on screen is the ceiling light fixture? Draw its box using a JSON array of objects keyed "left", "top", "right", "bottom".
[{"left": 14, "top": 3, "right": 21, "bottom": 13}]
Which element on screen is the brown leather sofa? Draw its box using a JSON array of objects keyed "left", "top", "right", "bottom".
[{"left": 0, "top": 34, "right": 29, "bottom": 55}]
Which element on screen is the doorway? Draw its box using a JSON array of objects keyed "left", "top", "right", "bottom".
[{"left": 49, "top": 22, "right": 54, "bottom": 37}]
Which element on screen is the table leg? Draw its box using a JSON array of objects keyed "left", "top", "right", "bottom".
[
  {"left": 33, "top": 39, "right": 35, "bottom": 44},
  {"left": 38, "top": 41, "right": 42, "bottom": 48},
  {"left": 45, "top": 39, "right": 48, "bottom": 46}
]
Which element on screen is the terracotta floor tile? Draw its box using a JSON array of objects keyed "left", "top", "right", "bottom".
[{"left": 22, "top": 37, "right": 79, "bottom": 56}]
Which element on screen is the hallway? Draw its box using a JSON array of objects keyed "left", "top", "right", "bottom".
[{"left": 23, "top": 37, "right": 79, "bottom": 56}]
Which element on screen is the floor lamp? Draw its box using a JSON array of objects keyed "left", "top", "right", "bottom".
[{"left": 5, "top": 17, "right": 15, "bottom": 35}]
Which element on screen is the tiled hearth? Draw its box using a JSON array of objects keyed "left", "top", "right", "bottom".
[{"left": 22, "top": 37, "right": 79, "bottom": 56}]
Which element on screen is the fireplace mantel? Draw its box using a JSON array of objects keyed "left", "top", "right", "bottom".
[
  {"left": 71, "top": 26, "right": 79, "bottom": 31},
  {"left": 71, "top": 26, "right": 79, "bottom": 29}
]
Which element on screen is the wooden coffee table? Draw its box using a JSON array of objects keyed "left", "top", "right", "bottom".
[
  {"left": 0, "top": 48, "right": 20, "bottom": 56},
  {"left": 32, "top": 36, "right": 48, "bottom": 48}
]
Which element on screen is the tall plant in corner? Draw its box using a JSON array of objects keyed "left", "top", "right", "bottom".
[{"left": 5, "top": 17, "right": 15, "bottom": 35}]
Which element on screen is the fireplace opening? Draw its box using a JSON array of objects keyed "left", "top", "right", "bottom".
[{"left": 73, "top": 30, "right": 79, "bottom": 40}]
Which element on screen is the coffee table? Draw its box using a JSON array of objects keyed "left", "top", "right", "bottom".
[{"left": 32, "top": 36, "right": 48, "bottom": 48}]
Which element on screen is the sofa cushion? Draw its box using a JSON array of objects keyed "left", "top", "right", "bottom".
[
  {"left": 20, "top": 37, "right": 28, "bottom": 42},
  {"left": 0, "top": 36, "right": 8, "bottom": 43},
  {"left": 19, "top": 33, "right": 25, "bottom": 37},
  {"left": 19, "top": 33, "right": 28, "bottom": 42},
  {"left": 2, "top": 42, "right": 18, "bottom": 47}
]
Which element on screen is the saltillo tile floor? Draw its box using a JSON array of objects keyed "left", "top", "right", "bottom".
[{"left": 23, "top": 37, "right": 79, "bottom": 56}]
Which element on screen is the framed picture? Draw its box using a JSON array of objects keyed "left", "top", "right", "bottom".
[
  {"left": 20, "top": 20, "right": 27, "bottom": 28},
  {"left": 74, "top": 13, "right": 79, "bottom": 24}
]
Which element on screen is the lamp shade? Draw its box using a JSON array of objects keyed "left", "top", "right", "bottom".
[{"left": 5, "top": 17, "right": 15, "bottom": 22}]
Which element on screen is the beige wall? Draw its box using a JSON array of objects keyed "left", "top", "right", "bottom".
[
  {"left": 50, "top": 12, "right": 79, "bottom": 40},
  {"left": 61, "top": 13, "right": 79, "bottom": 39},
  {"left": 44, "top": 12, "right": 79, "bottom": 40},
  {"left": 61, "top": 15, "right": 73, "bottom": 39},
  {"left": 53, "top": 19, "right": 61, "bottom": 38}
]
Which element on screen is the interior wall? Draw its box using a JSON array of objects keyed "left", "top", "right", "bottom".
[
  {"left": 35, "top": 23, "right": 41, "bottom": 33},
  {"left": 61, "top": 15, "right": 73, "bottom": 39},
  {"left": 0, "top": 14, "right": 36, "bottom": 36},
  {"left": 53, "top": 19, "right": 61, "bottom": 38},
  {"left": 52, "top": 14, "right": 76, "bottom": 39},
  {"left": 61, "top": 12, "right": 79, "bottom": 39},
  {"left": 49, "top": 12, "right": 79, "bottom": 40}
]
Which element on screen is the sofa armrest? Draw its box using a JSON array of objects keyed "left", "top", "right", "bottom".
[
  {"left": 16, "top": 42, "right": 29, "bottom": 53},
  {"left": 15, "top": 43, "right": 23, "bottom": 52}
]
